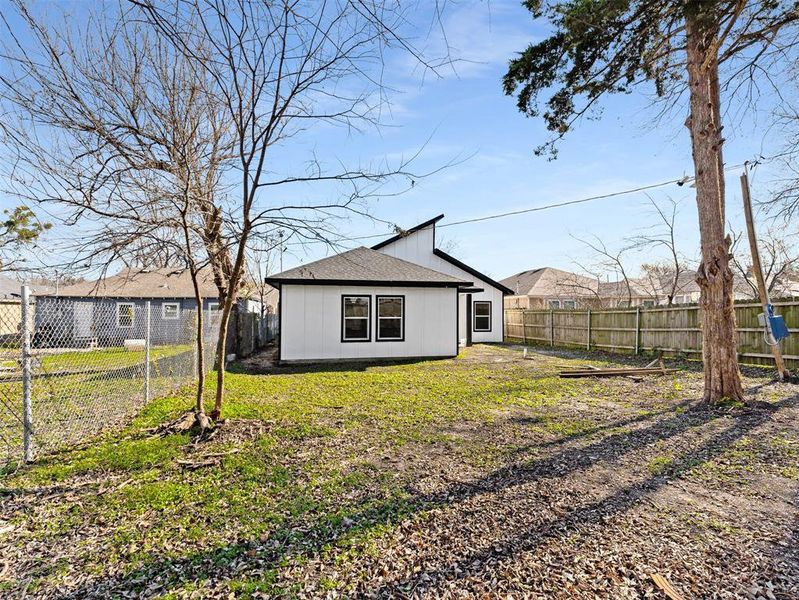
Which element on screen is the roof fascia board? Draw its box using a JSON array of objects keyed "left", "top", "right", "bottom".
[
  {"left": 265, "top": 277, "right": 471, "bottom": 288},
  {"left": 432, "top": 249, "right": 514, "bottom": 295},
  {"left": 370, "top": 214, "right": 444, "bottom": 250}
]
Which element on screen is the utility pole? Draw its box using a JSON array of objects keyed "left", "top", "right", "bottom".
[{"left": 740, "top": 167, "right": 790, "bottom": 381}]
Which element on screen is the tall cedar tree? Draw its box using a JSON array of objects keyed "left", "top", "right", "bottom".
[{"left": 503, "top": 0, "right": 799, "bottom": 403}]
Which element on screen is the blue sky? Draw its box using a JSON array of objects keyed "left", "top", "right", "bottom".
[
  {"left": 270, "top": 0, "right": 794, "bottom": 281},
  {"left": 1, "top": 0, "right": 794, "bottom": 282}
]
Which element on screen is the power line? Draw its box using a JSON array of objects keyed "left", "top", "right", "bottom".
[
  {"left": 288, "top": 154, "right": 787, "bottom": 249},
  {"left": 438, "top": 162, "right": 748, "bottom": 229}
]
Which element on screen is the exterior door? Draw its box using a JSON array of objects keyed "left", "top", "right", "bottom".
[{"left": 74, "top": 301, "right": 94, "bottom": 338}]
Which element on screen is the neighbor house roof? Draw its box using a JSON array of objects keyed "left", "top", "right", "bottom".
[
  {"left": 48, "top": 267, "right": 267, "bottom": 300},
  {"left": 266, "top": 246, "right": 472, "bottom": 287},
  {"left": 0, "top": 275, "right": 21, "bottom": 299},
  {"left": 499, "top": 267, "right": 598, "bottom": 297},
  {"left": 0, "top": 275, "right": 55, "bottom": 299},
  {"left": 596, "top": 279, "right": 653, "bottom": 299}
]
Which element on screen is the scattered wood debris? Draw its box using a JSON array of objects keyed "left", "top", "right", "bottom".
[
  {"left": 559, "top": 358, "right": 676, "bottom": 378},
  {"left": 651, "top": 572, "right": 686, "bottom": 600}
]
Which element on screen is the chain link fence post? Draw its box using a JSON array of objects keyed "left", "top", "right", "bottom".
[
  {"left": 20, "top": 285, "right": 33, "bottom": 463},
  {"left": 144, "top": 300, "right": 151, "bottom": 404}
]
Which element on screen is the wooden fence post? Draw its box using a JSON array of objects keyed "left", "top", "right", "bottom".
[
  {"left": 634, "top": 307, "right": 641, "bottom": 355},
  {"left": 522, "top": 311, "right": 528, "bottom": 345},
  {"left": 549, "top": 309, "right": 555, "bottom": 347},
  {"left": 586, "top": 309, "right": 591, "bottom": 350}
]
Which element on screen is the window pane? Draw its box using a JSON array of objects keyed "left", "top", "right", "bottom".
[
  {"left": 563, "top": 300, "right": 576, "bottom": 310},
  {"left": 163, "top": 303, "right": 179, "bottom": 318},
  {"left": 378, "top": 318, "right": 401, "bottom": 339},
  {"left": 344, "top": 297, "right": 369, "bottom": 317},
  {"left": 344, "top": 318, "right": 368, "bottom": 339},
  {"left": 475, "top": 301, "right": 490, "bottom": 316},
  {"left": 475, "top": 316, "right": 490, "bottom": 331},
  {"left": 378, "top": 297, "right": 402, "bottom": 317},
  {"left": 118, "top": 305, "right": 133, "bottom": 327}
]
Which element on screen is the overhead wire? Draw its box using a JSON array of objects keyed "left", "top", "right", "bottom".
[{"left": 283, "top": 151, "right": 793, "bottom": 250}]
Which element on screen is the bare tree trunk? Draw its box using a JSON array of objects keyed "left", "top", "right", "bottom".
[
  {"left": 209, "top": 226, "right": 249, "bottom": 421},
  {"left": 188, "top": 268, "right": 213, "bottom": 428},
  {"left": 685, "top": 8, "right": 744, "bottom": 404}
]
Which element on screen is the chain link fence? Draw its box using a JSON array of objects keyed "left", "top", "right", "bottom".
[{"left": 0, "top": 287, "right": 221, "bottom": 470}]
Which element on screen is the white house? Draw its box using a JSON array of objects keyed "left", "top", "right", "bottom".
[{"left": 266, "top": 215, "right": 512, "bottom": 363}]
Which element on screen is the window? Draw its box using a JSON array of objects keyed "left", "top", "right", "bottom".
[
  {"left": 473, "top": 300, "right": 491, "bottom": 332},
  {"left": 642, "top": 300, "right": 655, "bottom": 308},
  {"left": 562, "top": 299, "right": 576, "bottom": 310},
  {"left": 162, "top": 302, "right": 180, "bottom": 320},
  {"left": 342, "top": 295, "right": 370, "bottom": 341},
  {"left": 117, "top": 302, "right": 134, "bottom": 328},
  {"left": 376, "top": 296, "right": 404, "bottom": 341},
  {"left": 547, "top": 299, "right": 560, "bottom": 309},
  {"left": 617, "top": 300, "right": 631, "bottom": 308},
  {"left": 208, "top": 301, "right": 219, "bottom": 314}
]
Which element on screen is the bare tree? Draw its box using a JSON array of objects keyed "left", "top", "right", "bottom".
[
  {"left": 0, "top": 2, "right": 233, "bottom": 428},
  {"left": 570, "top": 234, "right": 635, "bottom": 307},
  {"left": 245, "top": 232, "right": 282, "bottom": 319},
  {"left": 629, "top": 197, "right": 691, "bottom": 306},
  {"left": 731, "top": 228, "right": 799, "bottom": 298},
  {"left": 133, "top": 0, "right": 446, "bottom": 419}
]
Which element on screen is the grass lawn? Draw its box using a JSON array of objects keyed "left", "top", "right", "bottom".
[
  {"left": 0, "top": 344, "right": 797, "bottom": 598},
  {"left": 0, "top": 344, "right": 196, "bottom": 456}
]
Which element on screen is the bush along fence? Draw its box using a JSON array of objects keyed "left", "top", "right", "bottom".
[
  {"left": 504, "top": 300, "right": 799, "bottom": 369},
  {"left": 0, "top": 287, "right": 223, "bottom": 469}
]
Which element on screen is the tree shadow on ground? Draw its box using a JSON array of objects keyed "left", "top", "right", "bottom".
[
  {"left": 508, "top": 397, "right": 696, "bottom": 453},
  {"left": 53, "top": 395, "right": 797, "bottom": 598}
]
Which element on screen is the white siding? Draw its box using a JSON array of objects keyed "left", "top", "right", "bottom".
[
  {"left": 377, "top": 225, "right": 505, "bottom": 343},
  {"left": 280, "top": 284, "right": 457, "bottom": 362}
]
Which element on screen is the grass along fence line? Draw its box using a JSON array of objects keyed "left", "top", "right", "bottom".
[{"left": 504, "top": 299, "right": 799, "bottom": 368}]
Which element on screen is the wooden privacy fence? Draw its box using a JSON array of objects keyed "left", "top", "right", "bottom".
[{"left": 504, "top": 300, "right": 799, "bottom": 368}]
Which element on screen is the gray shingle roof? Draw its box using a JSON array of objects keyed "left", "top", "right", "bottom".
[
  {"left": 266, "top": 246, "right": 472, "bottom": 287},
  {"left": 45, "top": 267, "right": 270, "bottom": 301}
]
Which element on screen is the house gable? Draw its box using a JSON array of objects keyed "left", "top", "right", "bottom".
[{"left": 371, "top": 217, "right": 512, "bottom": 295}]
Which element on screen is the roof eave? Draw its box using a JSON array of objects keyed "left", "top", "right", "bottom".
[
  {"left": 432, "top": 249, "right": 514, "bottom": 295},
  {"left": 265, "top": 277, "right": 471, "bottom": 288}
]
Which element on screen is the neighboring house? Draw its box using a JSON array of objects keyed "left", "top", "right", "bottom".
[
  {"left": 0, "top": 275, "right": 55, "bottom": 339},
  {"left": 0, "top": 275, "right": 23, "bottom": 339},
  {"left": 33, "top": 267, "right": 273, "bottom": 348},
  {"left": 664, "top": 271, "right": 754, "bottom": 305},
  {"left": 500, "top": 267, "right": 659, "bottom": 309},
  {"left": 266, "top": 215, "right": 512, "bottom": 363},
  {"left": 501, "top": 268, "right": 596, "bottom": 309},
  {"left": 596, "top": 280, "right": 658, "bottom": 308}
]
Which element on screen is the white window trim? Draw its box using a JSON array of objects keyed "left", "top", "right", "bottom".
[
  {"left": 116, "top": 302, "right": 135, "bottom": 329},
  {"left": 376, "top": 296, "right": 404, "bottom": 341},
  {"left": 162, "top": 302, "right": 180, "bottom": 320},
  {"left": 562, "top": 299, "right": 577, "bottom": 310},
  {"left": 207, "top": 301, "right": 219, "bottom": 314},
  {"left": 547, "top": 299, "right": 561, "bottom": 309}
]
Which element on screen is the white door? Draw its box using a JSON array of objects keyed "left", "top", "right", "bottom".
[{"left": 74, "top": 302, "right": 93, "bottom": 338}]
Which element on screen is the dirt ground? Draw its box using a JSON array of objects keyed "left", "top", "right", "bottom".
[{"left": 1, "top": 344, "right": 797, "bottom": 599}]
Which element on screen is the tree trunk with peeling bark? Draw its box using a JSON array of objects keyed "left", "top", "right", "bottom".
[{"left": 685, "top": 8, "right": 744, "bottom": 404}]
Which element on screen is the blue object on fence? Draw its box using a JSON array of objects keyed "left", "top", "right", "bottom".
[{"left": 767, "top": 304, "right": 790, "bottom": 342}]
